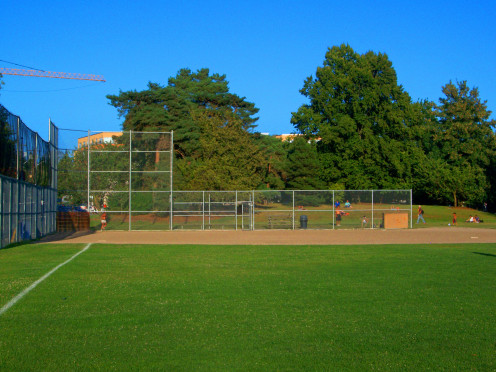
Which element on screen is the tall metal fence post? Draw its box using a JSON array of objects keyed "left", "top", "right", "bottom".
[
  {"left": 202, "top": 191, "right": 205, "bottom": 230},
  {"left": 10, "top": 181, "right": 14, "bottom": 243},
  {"left": 235, "top": 191, "right": 238, "bottom": 231},
  {"left": 49, "top": 119, "right": 56, "bottom": 235},
  {"left": 208, "top": 193, "right": 211, "bottom": 228},
  {"left": 332, "top": 190, "right": 335, "bottom": 230},
  {"left": 292, "top": 190, "right": 295, "bottom": 230},
  {"left": 87, "top": 130, "right": 90, "bottom": 218},
  {"left": 16, "top": 118, "right": 20, "bottom": 180},
  {"left": 252, "top": 190, "right": 255, "bottom": 230},
  {"left": 34, "top": 134, "right": 38, "bottom": 185},
  {"left": 170, "top": 192, "right": 173, "bottom": 231},
  {"left": 35, "top": 184, "right": 39, "bottom": 238},
  {"left": 19, "top": 177, "right": 22, "bottom": 242},
  {"left": 410, "top": 189, "right": 413, "bottom": 229},
  {"left": 371, "top": 190, "right": 374, "bottom": 229},
  {"left": 129, "top": 131, "right": 132, "bottom": 231},
  {"left": 170, "top": 130, "right": 174, "bottom": 231}
]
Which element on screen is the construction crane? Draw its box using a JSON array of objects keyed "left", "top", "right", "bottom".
[{"left": 0, "top": 67, "right": 105, "bottom": 82}]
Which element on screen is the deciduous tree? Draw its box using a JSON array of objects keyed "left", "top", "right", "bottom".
[
  {"left": 291, "top": 44, "right": 417, "bottom": 190},
  {"left": 433, "top": 81, "right": 496, "bottom": 206},
  {"left": 178, "top": 108, "right": 265, "bottom": 190}
]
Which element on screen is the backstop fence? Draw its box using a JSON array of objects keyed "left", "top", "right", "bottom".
[
  {"left": 57, "top": 129, "right": 173, "bottom": 231},
  {"left": 57, "top": 128, "right": 412, "bottom": 231},
  {"left": 0, "top": 104, "right": 58, "bottom": 248}
]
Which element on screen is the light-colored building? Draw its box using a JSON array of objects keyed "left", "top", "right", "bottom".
[
  {"left": 273, "top": 134, "right": 300, "bottom": 142},
  {"left": 273, "top": 133, "right": 321, "bottom": 142},
  {"left": 77, "top": 132, "right": 123, "bottom": 149}
]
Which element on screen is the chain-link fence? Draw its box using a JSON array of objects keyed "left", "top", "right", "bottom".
[
  {"left": 0, "top": 104, "right": 58, "bottom": 248},
  {"left": 169, "top": 190, "right": 412, "bottom": 230},
  {"left": 57, "top": 129, "right": 173, "bottom": 231},
  {"left": 57, "top": 128, "right": 412, "bottom": 231}
]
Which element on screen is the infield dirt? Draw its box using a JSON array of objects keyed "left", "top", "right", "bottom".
[{"left": 39, "top": 227, "right": 496, "bottom": 245}]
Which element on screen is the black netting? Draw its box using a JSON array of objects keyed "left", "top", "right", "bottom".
[{"left": 0, "top": 104, "right": 56, "bottom": 186}]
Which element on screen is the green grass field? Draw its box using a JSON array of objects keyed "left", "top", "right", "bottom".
[{"left": 1, "top": 243, "right": 495, "bottom": 371}]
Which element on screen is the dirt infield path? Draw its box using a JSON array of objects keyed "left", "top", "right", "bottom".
[{"left": 40, "top": 227, "right": 496, "bottom": 245}]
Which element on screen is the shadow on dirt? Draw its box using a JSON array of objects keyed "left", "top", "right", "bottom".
[{"left": 37, "top": 230, "right": 98, "bottom": 243}]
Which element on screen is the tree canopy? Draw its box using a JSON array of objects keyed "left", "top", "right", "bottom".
[
  {"left": 291, "top": 44, "right": 495, "bottom": 208},
  {"left": 107, "top": 68, "right": 264, "bottom": 190},
  {"left": 99, "top": 51, "right": 496, "bottom": 209},
  {"left": 107, "top": 68, "right": 259, "bottom": 161},
  {"left": 291, "top": 44, "right": 417, "bottom": 190}
]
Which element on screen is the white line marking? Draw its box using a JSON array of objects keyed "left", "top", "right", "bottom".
[{"left": 0, "top": 243, "right": 92, "bottom": 317}]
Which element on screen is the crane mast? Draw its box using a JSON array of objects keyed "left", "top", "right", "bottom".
[{"left": 0, "top": 68, "right": 105, "bottom": 82}]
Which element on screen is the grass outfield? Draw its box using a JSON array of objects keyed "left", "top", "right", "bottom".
[{"left": 1, "top": 243, "right": 495, "bottom": 370}]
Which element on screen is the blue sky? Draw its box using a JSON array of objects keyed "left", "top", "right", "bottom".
[{"left": 1, "top": 0, "right": 495, "bottom": 145}]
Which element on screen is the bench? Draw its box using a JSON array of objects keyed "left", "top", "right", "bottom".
[{"left": 268, "top": 214, "right": 293, "bottom": 229}]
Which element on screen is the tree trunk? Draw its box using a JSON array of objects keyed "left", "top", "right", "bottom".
[{"left": 453, "top": 191, "right": 457, "bottom": 207}]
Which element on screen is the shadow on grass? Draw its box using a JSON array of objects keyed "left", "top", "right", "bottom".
[
  {"left": 1, "top": 230, "right": 97, "bottom": 250},
  {"left": 36, "top": 230, "right": 98, "bottom": 243},
  {"left": 472, "top": 252, "right": 496, "bottom": 258}
]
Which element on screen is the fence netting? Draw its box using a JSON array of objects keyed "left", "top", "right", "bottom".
[{"left": 0, "top": 104, "right": 58, "bottom": 247}]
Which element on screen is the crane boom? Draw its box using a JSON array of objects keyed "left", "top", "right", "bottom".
[{"left": 0, "top": 68, "right": 105, "bottom": 82}]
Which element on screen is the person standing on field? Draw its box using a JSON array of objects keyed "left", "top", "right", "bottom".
[
  {"left": 416, "top": 205, "right": 426, "bottom": 224},
  {"left": 335, "top": 208, "right": 342, "bottom": 226},
  {"left": 101, "top": 211, "right": 107, "bottom": 231},
  {"left": 452, "top": 212, "right": 457, "bottom": 226}
]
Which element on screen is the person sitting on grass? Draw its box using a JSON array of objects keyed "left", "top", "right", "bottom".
[
  {"left": 345, "top": 200, "right": 351, "bottom": 208},
  {"left": 361, "top": 216, "right": 368, "bottom": 228},
  {"left": 466, "top": 215, "right": 474, "bottom": 223}
]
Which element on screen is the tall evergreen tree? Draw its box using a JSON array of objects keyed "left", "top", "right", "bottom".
[
  {"left": 107, "top": 68, "right": 261, "bottom": 190},
  {"left": 284, "top": 137, "right": 325, "bottom": 190},
  {"left": 107, "top": 68, "right": 259, "bottom": 160},
  {"left": 253, "top": 134, "right": 288, "bottom": 190}
]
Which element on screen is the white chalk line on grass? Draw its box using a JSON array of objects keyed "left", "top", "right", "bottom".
[{"left": 0, "top": 243, "right": 92, "bottom": 317}]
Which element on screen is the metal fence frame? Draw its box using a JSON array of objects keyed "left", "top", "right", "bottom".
[
  {"left": 57, "top": 128, "right": 412, "bottom": 232},
  {"left": 0, "top": 175, "right": 57, "bottom": 247},
  {"left": 0, "top": 104, "right": 58, "bottom": 248},
  {"left": 58, "top": 129, "right": 174, "bottom": 230},
  {"left": 169, "top": 189, "right": 413, "bottom": 231}
]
